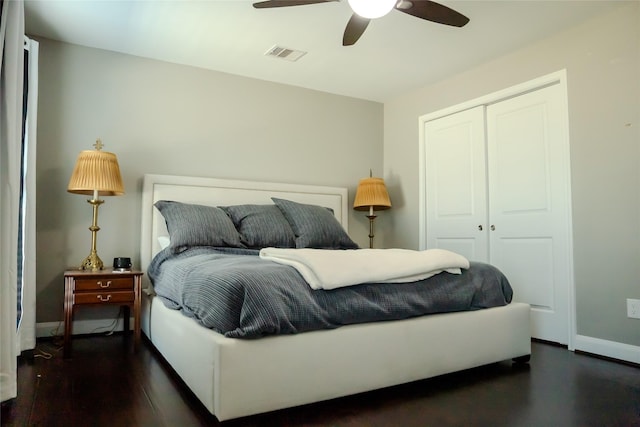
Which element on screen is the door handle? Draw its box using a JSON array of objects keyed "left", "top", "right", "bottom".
[
  {"left": 491, "top": 225, "right": 496, "bottom": 231},
  {"left": 478, "top": 225, "right": 483, "bottom": 231}
]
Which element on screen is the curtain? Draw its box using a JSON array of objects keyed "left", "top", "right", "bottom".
[
  {"left": 1, "top": 0, "right": 32, "bottom": 403},
  {"left": 19, "top": 35, "right": 37, "bottom": 354}
]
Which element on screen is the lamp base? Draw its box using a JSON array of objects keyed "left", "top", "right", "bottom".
[
  {"left": 366, "top": 214, "right": 377, "bottom": 249},
  {"left": 79, "top": 198, "right": 104, "bottom": 271},
  {"left": 79, "top": 250, "right": 103, "bottom": 271}
]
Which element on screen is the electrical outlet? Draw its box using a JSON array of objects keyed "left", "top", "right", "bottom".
[{"left": 627, "top": 299, "right": 640, "bottom": 319}]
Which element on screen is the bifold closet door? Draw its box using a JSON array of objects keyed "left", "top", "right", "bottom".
[
  {"left": 486, "top": 84, "right": 571, "bottom": 345},
  {"left": 424, "top": 83, "right": 571, "bottom": 344},
  {"left": 424, "top": 106, "right": 488, "bottom": 262}
]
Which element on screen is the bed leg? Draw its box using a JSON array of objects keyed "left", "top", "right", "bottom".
[{"left": 512, "top": 354, "right": 531, "bottom": 364}]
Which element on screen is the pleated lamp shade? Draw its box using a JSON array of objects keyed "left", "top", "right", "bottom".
[
  {"left": 353, "top": 177, "right": 391, "bottom": 212},
  {"left": 67, "top": 149, "right": 125, "bottom": 196}
]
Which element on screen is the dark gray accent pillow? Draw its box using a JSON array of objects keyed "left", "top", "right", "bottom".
[
  {"left": 220, "top": 204, "right": 296, "bottom": 249},
  {"left": 154, "top": 200, "right": 244, "bottom": 252},
  {"left": 272, "top": 198, "right": 359, "bottom": 249}
]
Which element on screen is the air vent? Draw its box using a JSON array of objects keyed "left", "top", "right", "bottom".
[{"left": 264, "top": 45, "right": 307, "bottom": 62}]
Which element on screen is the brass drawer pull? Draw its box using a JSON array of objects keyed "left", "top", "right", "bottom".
[
  {"left": 97, "top": 294, "right": 112, "bottom": 302},
  {"left": 97, "top": 280, "right": 112, "bottom": 288}
]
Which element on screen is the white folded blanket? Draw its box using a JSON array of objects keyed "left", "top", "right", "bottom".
[{"left": 259, "top": 248, "right": 470, "bottom": 290}]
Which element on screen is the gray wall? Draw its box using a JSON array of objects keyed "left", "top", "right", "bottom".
[
  {"left": 383, "top": 3, "right": 640, "bottom": 347},
  {"left": 35, "top": 39, "right": 383, "bottom": 323}
]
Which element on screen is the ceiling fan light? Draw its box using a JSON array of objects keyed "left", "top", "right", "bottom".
[{"left": 348, "top": 0, "right": 396, "bottom": 19}]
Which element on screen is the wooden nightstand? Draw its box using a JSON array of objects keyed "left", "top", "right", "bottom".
[{"left": 63, "top": 269, "right": 143, "bottom": 358}]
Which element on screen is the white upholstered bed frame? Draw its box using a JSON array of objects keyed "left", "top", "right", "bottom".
[{"left": 140, "top": 174, "right": 531, "bottom": 421}]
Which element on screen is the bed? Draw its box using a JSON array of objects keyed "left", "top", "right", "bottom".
[{"left": 139, "top": 173, "right": 531, "bottom": 421}]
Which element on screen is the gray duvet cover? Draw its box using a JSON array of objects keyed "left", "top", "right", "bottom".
[{"left": 148, "top": 247, "right": 513, "bottom": 338}]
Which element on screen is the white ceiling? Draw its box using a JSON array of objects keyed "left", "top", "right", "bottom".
[{"left": 24, "top": 0, "right": 624, "bottom": 102}]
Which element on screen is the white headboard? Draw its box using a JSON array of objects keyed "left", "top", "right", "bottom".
[{"left": 140, "top": 174, "right": 349, "bottom": 277}]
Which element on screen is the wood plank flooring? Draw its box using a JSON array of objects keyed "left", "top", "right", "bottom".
[{"left": 2, "top": 334, "right": 639, "bottom": 426}]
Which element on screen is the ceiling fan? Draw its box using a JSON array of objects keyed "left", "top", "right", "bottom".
[{"left": 252, "top": 0, "right": 470, "bottom": 46}]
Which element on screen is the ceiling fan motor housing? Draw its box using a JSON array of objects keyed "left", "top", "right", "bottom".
[{"left": 347, "top": 0, "right": 397, "bottom": 19}]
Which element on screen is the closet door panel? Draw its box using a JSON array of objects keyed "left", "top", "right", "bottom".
[
  {"left": 424, "top": 106, "right": 488, "bottom": 262},
  {"left": 488, "top": 97, "right": 552, "bottom": 217},
  {"left": 486, "top": 84, "right": 571, "bottom": 344}
]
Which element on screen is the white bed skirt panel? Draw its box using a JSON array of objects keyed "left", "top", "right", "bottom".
[{"left": 142, "top": 291, "right": 531, "bottom": 421}]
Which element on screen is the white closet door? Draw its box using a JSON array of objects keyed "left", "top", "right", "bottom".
[
  {"left": 486, "top": 84, "right": 571, "bottom": 344},
  {"left": 424, "top": 106, "right": 488, "bottom": 261}
]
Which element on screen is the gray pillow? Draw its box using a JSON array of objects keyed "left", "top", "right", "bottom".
[
  {"left": 220, "top": 204, "right": 296, "bottom": 249},
  {"left": 154, "top": 200, "right": 244, "bottom": 252},
  {"left": 272, "top": 198, "right": 359, "bottom": 249}
]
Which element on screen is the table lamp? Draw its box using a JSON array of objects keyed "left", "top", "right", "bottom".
[
  {"left": 67, "top": 139, "right": 124, "bottom": 270},
  {"left": 353, "top": 171, "right": 391, "bottom": 248}
]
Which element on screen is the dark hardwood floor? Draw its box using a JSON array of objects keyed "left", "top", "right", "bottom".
[{"left": 2, "top": 334, "right": 639, "bottom": 427}]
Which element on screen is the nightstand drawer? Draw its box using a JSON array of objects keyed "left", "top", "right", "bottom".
[
  {"left": 75, "top": 277, "right": 133, "bottom": 291},
  {"left": 74, "top": 291, "right": 135, "bottom": 304}
]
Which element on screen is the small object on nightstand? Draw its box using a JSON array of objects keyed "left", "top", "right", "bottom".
[
  {"left": 63, "top": 268, "right": 143, "bottom": 358},
  {"left": 113, "top": 257, "right": 132, "bottom": 272}
]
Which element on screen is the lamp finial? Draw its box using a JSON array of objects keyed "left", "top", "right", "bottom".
[{"left": 93, "top": 138, "right": 104, "bottom": 151}]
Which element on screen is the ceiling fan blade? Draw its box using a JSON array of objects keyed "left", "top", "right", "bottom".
[
  {"left": 343, "top": 14, "right": 370, "bottom": 46},
  {"left": 253, "top": 0, "right": 335, "bottom": 9},
  {"left": 395, "top": 0, "right": 469, "bottom": 27}
]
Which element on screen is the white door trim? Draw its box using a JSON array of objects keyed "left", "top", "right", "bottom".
[{"left": 418, "top": 69, "right": 576, "bottom": 350}]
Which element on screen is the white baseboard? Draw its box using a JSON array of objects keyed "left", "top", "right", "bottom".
[
  {"left": 37, "top": 318, "right": 133, "bottom": 339},
  {"left": 574, "top": 334, "right": 640, "bottom": 364}
]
